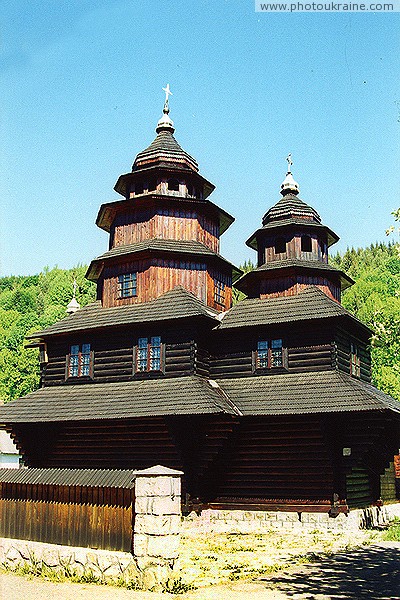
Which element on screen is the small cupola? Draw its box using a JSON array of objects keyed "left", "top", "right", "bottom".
[
  {"left": 235, "top": 156, "right": 353, "bottom": 302},
  {"left": 155, "top": 84, "right": 175, "bottom": 134},
  {"left": 66, "top": 280, "right": 80, "bottom": 315},
  {"left": 280, "top": 154, "right": 300, "bottom": 196}
]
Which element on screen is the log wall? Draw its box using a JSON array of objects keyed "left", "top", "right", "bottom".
[
  {"left": 43, "top": 326, "right": 210, "bottom": 386},
  {"left": 210, "top": 326, "right": 335, "bottom": 378},
  {"left": 334, "top": 327, "right": 371, "bottom": 383},
  {"left": 204, "top": 416, "right": 334, "bottom": 502},
  {"left": 101, "top": 260, "right": 232, "bottom": 310}
]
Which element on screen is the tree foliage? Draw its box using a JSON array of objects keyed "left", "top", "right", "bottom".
[
  {"left": 0, "top": 266, "right": 96, "bottom": 403},
  {"left": 331, "top": 242, "right": 400, "bottom": 400}
]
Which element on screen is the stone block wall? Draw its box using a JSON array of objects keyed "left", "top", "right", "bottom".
[{"left": 182, "top": 502, "right": 400, "bottom": 536}]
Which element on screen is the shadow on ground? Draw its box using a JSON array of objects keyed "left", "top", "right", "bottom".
[{"left": 261, "top": 543, "right": 400, "bottom": 600}]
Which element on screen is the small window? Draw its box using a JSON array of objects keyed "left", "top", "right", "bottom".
[
  {"left": 136, "top": 336, "right": 163, "bottom": 372},
  {"left": 301, "top": 235, "right": 312, "bottom": 253},
  {"left": 214, "top": 279, "right": 226, "bottom": 306},
  {"left": 135, "top": 181, "right": 144, "bottom": 195},
  {"left": 167, "top": 178, "right": 180, "bottom": 192},
  {"left": 67, "top": 343, "right": 92, "bottom": 378},
  {"left": 256, "top": 339, "right": 283, "bottom": 369},
  {"left": 39, "top": 344, "right": 48, "bottom": 365},
  {"left": 148, "top": 178, "right": 157, "bottom": 192},
  {"left": 350, "top": 343, "right": 361, "bottom": 378},
  {"left": 274, "top": 238, "right": 286, "bottom": 254},
  {"left": 118, "top": 273, "right": 137, "bottom": 298}
]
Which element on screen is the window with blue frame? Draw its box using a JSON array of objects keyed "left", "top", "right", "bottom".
[
  {"left": 256, "top": 339, "right": 283, "bottom": 369},
  {"left": 68, "top": 343, "right": 92, "bottom": 378},
  {"left": 214, "top": 279, "right": 226, "bottom": 306},
  {"left": 136, "top": 336, "right": 162, "bottom": 372},
  {"left": 118, "top": 273, "right": 137, "bottom": 298}
]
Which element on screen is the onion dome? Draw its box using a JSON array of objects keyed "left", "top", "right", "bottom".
[
  {"left": 66, "top": 280, "right": 80, "bottom": 314},
  {"left": 280, "top": 154, "right": 300, "bottom": 196}
]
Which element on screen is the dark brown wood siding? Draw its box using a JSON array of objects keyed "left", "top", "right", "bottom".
[
  {"left": 334, "top": 326, "right": 371, "bottom": 383},
  {"left": 42, "top": 325, "right": 212, "bottom": 386},
  {"left": 110, "top": 205, "right": 220, "bottom": 252},
  {"left": 260, "top": 276, "right": 341, "bottom": 302},
  {"left": 260, "top": 232, "right": 328, "bottom": 265},
  {"left": 0, "top": 482, "right": 133, "bottom": 552},
  {"left": 202, "top": 416, "right": 335, "bottom": 502},
  {"left": 210, "top": 325, "right": 335, "bottom": 378}
]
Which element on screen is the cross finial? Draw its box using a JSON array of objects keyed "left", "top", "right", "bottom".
[
  {"left": 162, "top": 83, "right": 172, "bottom": 112},
  {"left": 286, "top": 153, "right": 293, "bottom": 174}
]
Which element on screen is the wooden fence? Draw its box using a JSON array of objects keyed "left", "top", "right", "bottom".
[{"left": 0, "top": 481, "right": 134, "bottom": 552}]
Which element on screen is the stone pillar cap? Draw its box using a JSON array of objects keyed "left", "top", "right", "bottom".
[{"left": 132, "top": 465, "right": 184, "bottom": 478}]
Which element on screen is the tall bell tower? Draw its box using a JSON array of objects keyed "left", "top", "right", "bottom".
[{"left": 86, "top": 87, "right": 240, "bottom": 310}]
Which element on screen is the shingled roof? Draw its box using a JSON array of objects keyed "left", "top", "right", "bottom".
[
  {"left": 132, "top": 130, "right": 199, "bottom": 173},
  {"left": 86, "top": 239, "right": 242, "bottom": 281},
  {"left": 29, "top": 286, "right": 219, "bottom": 338},
  {"left": 262, "top": 193, "right": 322, "bottom": 225},
  {"left": 235, "top": 260, "right": 354, "bottom": 293},
  {"left": 0, "top": 376, "right": 238, "bottom": 423},
  {"left": 1, "top": 371, "right": 398, "bottom": 424},
  {"left": 218, "top": 286, "right": 370, "bottom": 332},
  {"left": 216, "top": 370, "right": 400, "bottom": 416}
]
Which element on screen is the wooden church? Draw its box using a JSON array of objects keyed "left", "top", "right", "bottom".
[{"left": 1, "top": 90, "right": 400, "bottom": 517}]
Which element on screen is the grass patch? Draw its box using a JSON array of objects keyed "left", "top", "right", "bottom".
[{"left": 382, "top": 523, "right": 400, "bottom": 541}]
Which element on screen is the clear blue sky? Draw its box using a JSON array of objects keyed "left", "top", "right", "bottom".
[{"left": 1, "top": 0, "right": 399, "bottom": 276}]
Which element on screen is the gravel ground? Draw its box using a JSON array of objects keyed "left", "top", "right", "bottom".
[{"left": 1, "top": 542, "right": 400, "bottom": 600}]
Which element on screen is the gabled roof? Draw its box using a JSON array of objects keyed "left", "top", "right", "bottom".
[
  {"left": 0, "top": 376, "right": 238, "bottom": 423},
  {"left": 218, "top": 286, "right": 369, "bottom": 333},
  {"left": 29, "top": 287, "right": 219, "bottom": 339},
  {"left": 216, "top": 370, "right": 400, "bottom": 416},
  {"left": 86, "top": 239, "right": 242, "bottom": 281}
]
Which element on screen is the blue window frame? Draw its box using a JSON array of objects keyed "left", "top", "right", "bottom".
[
  {"left": 214, "top": 279, "right": 226, "bottom": 306},
  {"left": 256, "top": 339, "right": 283, "bottom": 369},
  {"left": 68, "top": 343, "right": 92, "bottom": 378},
  {"left": 136, "top": 336, "right": 162, "bottom": 372},
  {"left": 118, "top": 273, "right": 137, "bottom": 298}
]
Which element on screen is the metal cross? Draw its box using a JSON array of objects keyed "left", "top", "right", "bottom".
[
  {"left": 286, "top": 153, "right": 293, "bottom": 173},
  {"left": 162, "top": 83, "right": 172, "bottom": 105}
]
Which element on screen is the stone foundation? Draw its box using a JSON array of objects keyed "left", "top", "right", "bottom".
[
  {"left": 182, "top": 503, "right": 400, "bottom": 535},
  {"left": 0, "top": 537, "right": 138, "bottom": 584}
]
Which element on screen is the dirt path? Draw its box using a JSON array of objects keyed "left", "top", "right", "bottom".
[{"left": 1, "top": 542, "right": 399, "bottom": 599}]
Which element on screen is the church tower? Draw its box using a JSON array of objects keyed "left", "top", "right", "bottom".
[
  {"left": 235, "top": 156, "right": 353, "bottom": 301},
  {"left": 86, "top": 86, "right": 240, "bottom": 310}
]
